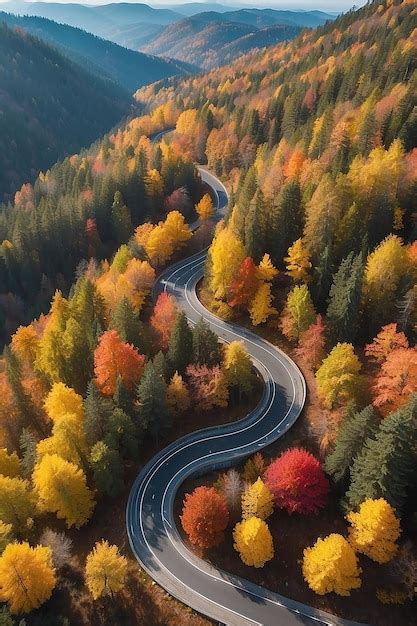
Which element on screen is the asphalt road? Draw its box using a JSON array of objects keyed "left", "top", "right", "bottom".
[{"left": 126, "top": 148, "right": 366, "bottom": 626}]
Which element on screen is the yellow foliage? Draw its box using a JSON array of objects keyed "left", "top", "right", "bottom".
[
  {"left": 0, "top": 521, "right": 13, "bottom": 553},
  {"left": 209, "top": 226, "right": 245, "bottom": 300},
  {"left": 315, "top": 342, "right": 362, "bottom": 409},
  {"left": 347, "top": 498, "right": 400, "bottom": 564},
  {"left": 241, "top": 478, "right": 274, "bottom": 520},
  {"left": 302, "top": 534, "right": 361, "bottom": 596},
  {"left": 0, "top": 542, "right": 56, "bottom": 614},
  {"left": 33, "top": 454, "right": 95, "bottom": 528},
  {"left": 224, "top": 341, "right": 253, "bottom": 393},
  {"left": 233, "top": 516, "right": 274, "bottom": 568},
  {"left": 37, "top": 412, "right": 88, "bottom": 467},
  {"left": 0, "top": 448, "right": 21, "bottom": 478},
  {"left": 167, "top": 372, "right": 190, "bottom": 415},
  {"left": 164, "top": 210, "right": 192, "bottom": 248},
  {"left": 85, "top": 540, "right": 127, "bottom": 600},
  {"left": 196, "top": 193, "right": 214, "bottom": 220},
  {"left": 249, "top": 282, "right": 276, "bottom": 326},
  {"left": 284, "top": 239, "right": 312, "bottom": 283},
  {"left": 44, "top": 382, "right": 84, "bottom": 423},
  {"left": 11, "top": 324, "right": 39, "bottom": 366},
  {"left": 0, "top": 475, "right": 36, "bottom": 532},
  {"left": 257, "top": 254, "right": 278, "bottom": 281}
]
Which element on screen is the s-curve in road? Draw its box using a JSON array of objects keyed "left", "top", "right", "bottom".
[{"left": 127, "top": 142, "right": 366, "bottom": 626}]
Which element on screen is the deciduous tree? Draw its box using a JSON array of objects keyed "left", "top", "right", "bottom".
[
  {"left": 284, "top": 239, "right": 311, "bottom": 283},
  {"left": 347, "top": 498, "right": 400, "bottom": 564},
  {"left": 241, "top": 478, "right": 274, "bottom": 520},
  {"left": 233, "top": 516, "right": 274, "bottom": 568},
  {"left": 0, "top": 475, "right": 36, "bottom": 532},
  {"left": 94, "top": 330, "right": 145, "bottom": 396},
  {"left": 85, "top": 541, "right": 127, "bottom": 600},
  {"left": 365, "top": 323, "right": 409, "bottom": 364},
  {"left": 280, "top": 285, "right": 316, "bottom": 341},
  {"left": 150, "top": 293, "right": 178, "bottom": 350},
  {"left": 294, "top": 315, "right": 326, "bottom": 370},
  {"left": 167, "top": 372, "right": 190, "bottom": 415},
  {"left": 195, "top": 193, "right": 214, "bottom": 220},
  {"left": 315, "top": 343, "right": 362, "bottom": 409},
  {"left": 181, "top": 486, "right": 229, "bottom": 549},
  {"left": 0, "top": 448, "right": 20, "bottom": 478},
  {"left": 249, "top": 282, "right": 276, "bottom": 326},
  {"left": 372, "top": 348, "right": 417, "bottom": 412}
]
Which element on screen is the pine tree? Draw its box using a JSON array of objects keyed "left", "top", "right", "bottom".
[
  {"left": 110, "top": 297, "right": 144, "bottom": 350},
  {"left": 345, "top": 395, "right": 417, "bottom": 513},
  {"left": 280, "top": 284, "right": 316, "bottom": 341},
  {"left": 167, "top": 312, "right": 193, "bottom": 374},
  {"left": 106, "top": 408, "right": 140, "bottom": 460},
  {"left": 324, "top": 405, "right": 377, "bottom": 485},
  {"left": 192, "top": 317, "right": 222, "bottom": 367},
  {"left": 83, "top": 380, "right": 114, "bottom": 447},
  {"left": 89, "top": 441, "right": 124, "bottom": 497},
  {"left": 268, "top": 181, "right": 303, "bottom": 266},
  {"left": 326, "top": 252, "right": 364, "bottom": 344},
  {"left": 136, "top": 361, "right": 170, "bottom": 440},
  {"left": 244, "top": 190, "right": 267, "bottom": 263}
]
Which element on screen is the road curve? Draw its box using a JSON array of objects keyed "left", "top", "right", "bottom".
[{"left": 126, "top": 157, "right": 365, "bottom": 626}]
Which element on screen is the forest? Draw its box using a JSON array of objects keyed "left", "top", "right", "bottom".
[{"left": 0, "top": 0, "right": 416, "bottom": 624}]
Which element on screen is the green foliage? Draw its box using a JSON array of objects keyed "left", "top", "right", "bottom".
[
  {"left": 168, "top": 312, "right": 193, "bottom": 375},
  {"left": 90, "top": 441, "right": 124, "bottom": 497}
]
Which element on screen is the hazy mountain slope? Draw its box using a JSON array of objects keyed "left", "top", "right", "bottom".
[
  {"left": 103, "top": 21, "right": 164, "bottom": 49},
  {"left": 92, "top": 2, "right": 181, "bottom": 25},
  {"left": 0, "top": 22, "right": 131, "bottom": 199},
  {"left": 221, "top": 8, "right": 334, "bottom": 28},
  {"left": 141, "top": 12, "right": 301, "bottom": 68},
  {"left": 0, "top": 12, "right": 196, "bottom": 92}
]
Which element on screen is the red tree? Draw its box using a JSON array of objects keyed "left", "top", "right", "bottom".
[
  {"left": 264, "top": 448, "right": 329, "bottom": 515},
  {"left": 228, "top": 257, "right": 259, "bottom": 308},
  {"left": 372, "top": 347, "right": 417, "bottom": 412},
  {"left": 180, "top": 486, "right": 229, "bottom": 548},
  {"left": 150, "top": 293, "right": 178, "bottom": 350},
  {"left": 365, "top": 323, "right": 409, "bottom": 364},
  {"left": 295, "top": 315, "right": 326, "bottom": 370},
  {"left": 94, "top": 330, "right": 145, "bottom": 396}
]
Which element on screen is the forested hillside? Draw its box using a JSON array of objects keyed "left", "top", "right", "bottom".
[
  {"left": 0, "top": 23, "right": 132, "bottom": 201},
  {"left": 0, "top": 12, "right": 196, "bottom": 92}
]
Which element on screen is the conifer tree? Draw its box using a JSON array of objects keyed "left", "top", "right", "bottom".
[
  {"left": 280, "top": 284, "right": 316, "bottom": 342},
  {"left": 83, "top": 380, "right": 114, "bottom": 447},
  {"left": 167, "top": 312, "right": 193, "bottom": 374},
  {"left": 136, "top": 361, "right": 170, "bottom": 440},
  {"left": 244, "top": 190, "right": 267, "bottom": 263},
  {"left": 269, "top": 181, "right": 303, "bottom": 266},
  {"left": 326, "top": 252, "right": 364, "bottom": 343},
  {"left": 89, "top": 441, "right": 124, "bottom": 497},
  {"left": 111, "top": 191, "right": 133, "bottom": 245},
  {"left": 192, "top": 317, "right": 222, "bottom": 367},
  {"left": 110, "top": 296, "right": 144, "bottom": 350},
  {"left": 106, "top": 408, "right": 140, "bottom": 460}
]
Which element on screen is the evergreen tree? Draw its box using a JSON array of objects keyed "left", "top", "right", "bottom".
[
  {"left": 345, "top": 395, "right": 417, "bottom": 513},
  {"left": 83, "top": 380, "right": 113, "bottom": 447},
  {"left": 110, "top": 297, "right": 144, "bottom": 350},
  {"left": 19, "top": 428, "right": 37, "bottom": 478},
  {"left": 153, "top": 351, "right": 168, "bottom": 381},
  {"left": 324, "top": 405, "right": 377, "bottom": 485},
  {"left": 111, "top": 191, "right": 133, "bottom": 245},
  {"left": 136, "top": 361, "right": 170, "bottom": 440},
  {"left": 167, "top": 312, "right": 193, "bottom": 374},
  {"left": 89, "top": 441, "right": 124, "bottom": 497},
  {"left": 112, "top": 376, "right": 133, "bottom": 414},
  {"left": 192, "top": 317, "right": 222, "bottom": 367},
  {"left": 244, "top": 190, "right": 267, "bottom": 263},
  {"left": 106, "top": 408, "right": 140, "bottom": 460},
  {"left": 326, "top": 252, "right": 364, "bottom": 343},
  {"left": 268, "top": 180, "right": 303, "bottom": 266}
]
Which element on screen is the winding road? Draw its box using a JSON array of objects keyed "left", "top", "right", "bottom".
[{"left": 126, "top": 146, "right": 365, "bottom": 626}]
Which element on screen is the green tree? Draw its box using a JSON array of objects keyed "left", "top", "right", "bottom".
[
  {"left": 268, "top": 180, "right": 303, "bottom": 267},
  {"left": 89, "top": 441, "right": 124, "bottom": 497},
  {"left": 192, "top": 317, "right": 222, "bottom": 367},
  {"left": 167, "top": 312, "right": 193, "bottom": 374},
  {"left": 136, "top": 361, "right": 170, "bottom": 440},
  {"left": 326, "top": 252, "right": 364, "bottom": 344},
  {"left": 110, "top": 296, "right": 145, "bottom": 350},
  {"left": 111, "top": 191, "right": 133, "bottom": 245}
]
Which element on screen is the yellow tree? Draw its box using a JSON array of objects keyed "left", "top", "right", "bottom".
[
  {"left": 164, "top": 210, "right": 192, "bottom": 248},
  {"left": 145, "top": 223, "right": 174, "bottom": 266},
  {"left": 85, "top": 541, "right": 127, "bottom": 600},
  {"left": 0, "top": 475, "right": 36, "bottom": 532},
  {"left": 44, "top": 382, "right": 84, "bottom": 423},
  {"left": 11, "top": 324, "right": 39, "bottom": 367},
  {"left": 241, "top": 478, "right": 274, "bottom": 520},
  {"left": 347, "top": 498, "right": 400, "bottom": 564},
  {"left": 233, "top": 516, "right": 274, "bottom": 568},
  {"left": 315, "top": 343, "right": 362, "bottom": 409},
  {"left": 224, "top": 341, "right": 253, "bottom": 399},
  {"left": 280, "top": 285, "right": 316, "bottom": 341},
  {"left": 167, "top": 372, "right": 190, "bottom": 415},
  {"left": 249, "top": 282, "right": 276, "bottom": 326},
  {"left": 284, "top": 239, "right": 312, "bottom": 283},
  {"left": 37, "top": 412, "right": 89, "bottom": 468},
  {"left": 209, "top": 226, "right": 245, "bottom": 299},
  {"left": 196, "top": 193, "right": 214, "bottom": 220},
  {"left": 257, "top": 253, "right": 278, "bottom": 281},
  {"left": 0, "top": 448, "right": 21, "bottom": 478},
  {"left": 0, "top": 542, "right": 56, "bottom": 614},
  {"left": 302, "top": 534, "right": 361, "bottom": 596},
  {"left": 0, "top": 521, "right": 13, "bottom": 553},
  {"left": 33, "top": 454, "right": 95, "bottom": 528}
]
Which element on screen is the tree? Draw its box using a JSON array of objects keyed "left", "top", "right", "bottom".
[
  {"left": 233, "top": 516, "right": 274, "bottom": 568},
  {"left": 264, "top": 448, "right": 329, "bottom": 515},
  {"left": 85, "top": 541, "right": 127, "bottom": 600},
  {"left": 167, "top": 312, "right": 193, "bottom": 374},
  {"left": 111, "top": 191, "right": 133, "bottom": 245},
  {"left": 186, "top": 364, "right": 229, "bottom": 411},
  {"left": 223, "top": 340, "right": 253, "bottom": 400},
  {"left": 326, "top": 252, "right": 364, "bottom": 343},
  {"left": 37, "top": 411, "right": 89, "bottom": 471},
  {"left": 365, "top": 324, "right": 409, "bottom": 364},
  {"left": 136, "top": 360, "right": 170, "bottom": 439},
  {"left": 284, "top": 239, "right": 311, "bottom": 283},
  {"left": 0, "top": 542, "right": 56, "bottom": 614},
  {"left": 167, "top": 372, "right": 190, "bottom": 415},
  {"left": 0, "top": 475, "right": 36, "bottom": 532},
  {"left": 110, "top": 296, "right": 144, "bottom": 349},
  {"left": 268, "top": 181, "right": 303, "bottom": 266},
  {"left": 44, "top": 382, "right": 84, "bottom": 424},
  {"left": 94, "top": 330, "right": 145, "bottom": 396},
  {"left": 218, "top": 469, "right": 243, "bottom": 520},
  {"left": 106, "top": 408, "right": 140, "bottom": 460},
  {"left": 249, "top": 282, "right": 276, "bottom": 326},
  {"left": 345, "top": 395, "right": 417, "bottom": 514},
  {"left": 208, "top": 227, "right": 246, "bottom": 300},
  {"left": 33, "top": 454, "right": 95, "bottom": 528},
  {"left": 89, "top": 441, "right": 124, "bottom": 497},
  {"left": 347, "top": 498, "right": 400, "bottom": 564},
  {"left": 241, "top": 478, "right": 274, "bottom": 520},
  {"left": 302, "top": 534, "right": 361, "bottom": 596},
  {"left": 372, "top": 348, "right": 417, "bottom": 412},
  {"left": 0, "top": 448, "right": 20, "bottom": 478},
  {"left": 150, "top": 293, "right": 178, "bottom": 350},
  {"left": 84, "top": 380, "right": 114, "bottom": 446},
  {"left": 242, "top": 452, "right": 267, "bottom": 483},
  {"left": 180, "top": 486, "right": 229, "bottom": 549},
  {"left": 39, "top": 528, "right": 73, "bottom": 570},
  {"left": 192, "top": 317, "right": 222, "bottom": 367},
  {"left": 294, "top": 315, "right": 326, "bottom": 370},
  {"left": 228, "top": 257, "right": 259, "bottom": 308},
  {"left": 324, "top": 405, "right": 377, "bottom": 485},
  {"left": 315, "top": 343, "right": 362, "bottom": 409},
  {"left": 0, "top": 521, "right": 13, "bottom": 554},
  {"left": 195, "top": 193, "right": 214, "bottom": 220},
  {"left": 280, "top": 285, "right": 316, "bottom": 341}
]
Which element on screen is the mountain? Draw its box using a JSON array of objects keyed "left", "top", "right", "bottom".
[
  {"left": 103, "top": 21, "right": 165, "bottom": 49},
  {"left": 0, "top": 12, "right": 196, "bottom": 92},
  {"left": 92, "top": 2, "right": 182, "bottom": 25},
  {"left": 216, "top": 8, "right": 334, "bottom": 28},
  {"left": 0, "top": 22, "right": 131, "bottom": 200},
  {"left": 140, "top": 12, "right": 301, "bottom": 68}
]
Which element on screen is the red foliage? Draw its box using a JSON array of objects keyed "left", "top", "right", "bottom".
[
  {"left": 264, "top": 448, "right": 329, "bottom": 515},
  {"left": 150, "top": 293, "right": 178, "bottom": 350},
  {"left": 228, "top": 257, "right": 259, "bottom": 308},
  {"left": 164, "top": 187, "right": 190, "bottom": 214},
  {"left": 94, "top": 330, "right": 145, "bottom": 396},
  {"left": 294, "top": 315, "right": 326, "bottom": 370},
  {"left": 180, "top": 486, "right": 229, "bottom": 548}
]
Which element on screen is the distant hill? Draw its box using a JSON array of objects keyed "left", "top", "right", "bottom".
[
  {"left": 103, "top": 21, "right": 164, "bottom": 50},
  {"left": 0, "top": 22, "right": 131, "bottom": 199},
  {"left": 92, "top": 2, "right": 181, "bottom": 26},
  {"left": 140, "top": 12, "right": 302, "bottom": 69},
  {"left": 0, "top": 12, "right": 196, "bottom": 92}
]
